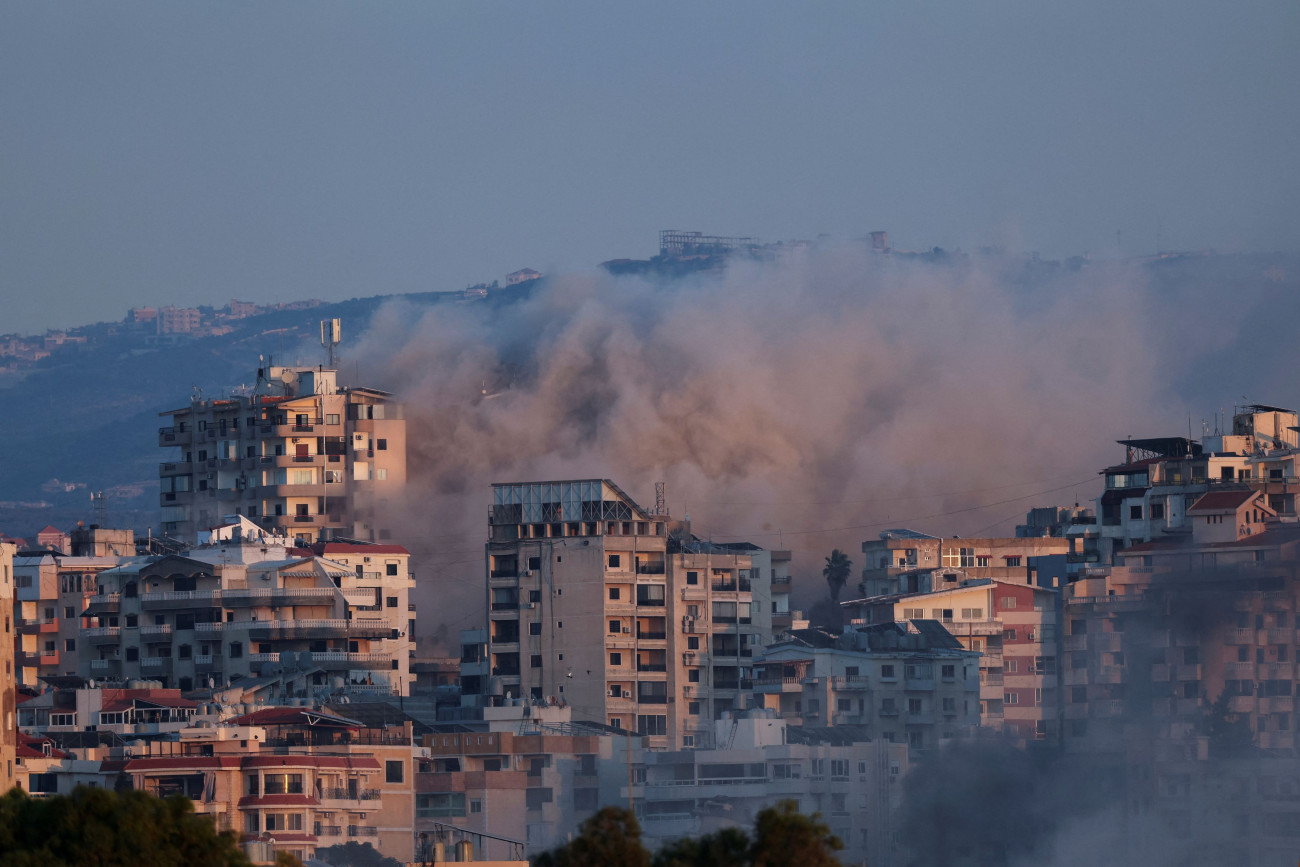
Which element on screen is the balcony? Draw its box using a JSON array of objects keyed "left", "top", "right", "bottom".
[
  {"left": 141, "top": 624, "right": 174, "bottom": 642},
  {"left": 636, "top": 663, "right": 668, "bottom": 673},
  {"left": 19, "top": 650, "right": 59, "bottom": 667},
  {"left": 19, "top": 617, "right": 58, "bottom": 634},
  {"left": 248, "top": 619, "right": 392, "bottom": 641},
  {"left": 83, "top": 594, "right": 120, "bottom": 615},
  {"left": 320, "top": 787, "right": 381, "bottom": 807},
  {"left": 90, "top": 658, "right": 119, "bottom": 672},
  {"left": 636, "top": 561, "right": 666, "bottom": 575},
  {"left": 141, "top": 590, "right": 222, "bottom": 609},
  {"left": 158, "top": 426, "right": 191, "bottom": 446},
  {"left": 85, "top": 626, "right": 122, "bottom": 645},
  {"left": 194, "top": 654, "right": 219, "bottom": 673},
  {"left": 829, "top": 675, "right": 870, "bottom": 691},
  {"left": 636, "top": 630, "right": 667, "bottom": 641},
  {"left": 141, "top": 657, "right": 173, "bottom": 674}
]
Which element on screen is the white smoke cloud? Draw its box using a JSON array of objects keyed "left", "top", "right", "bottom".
[{"left": 349, "top": 244, "right": 1192, "bottom": 651}]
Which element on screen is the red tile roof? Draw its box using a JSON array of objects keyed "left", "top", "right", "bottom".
[{"left": 1187, "top": 490, "right": 1259, "bottom": 513}]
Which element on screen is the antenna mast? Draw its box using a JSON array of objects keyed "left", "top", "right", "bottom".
[{"left": 320, "top": 318, "right": 341, "bottom": 368}]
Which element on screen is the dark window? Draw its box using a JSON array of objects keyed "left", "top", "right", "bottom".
[
  {"left": 126, "top": 648, "right": 139, "bottom": 661},
  {"left": 608, "top": 554, "right": 621, "bottom": 568},
  {"left": 377, "top": 439, "right": 387, "bottom": 450},
  {"left": 386, "top": 597, "right": 398, "bottom": 608},
  {"left": 529, "top": 622, "right": 541, "bottom": 635},
  {"left": 609, "top": 587, "right": 620, "bottom": 600},
  {"left": 609, "top": 620, "right": 621, "bottom": 634},
  {"left": 229, "top": 642, "right": 243, "bottom": 659},
  {"left": 686, "top": 571, "right": 699, "bottom": 585},
  {"left": 531, "top": 655, "right": 542, "bottom": 668},
  {"left": 386, "top": 760, "right": 404, "bottom": 783},
  {"left": 64, "top": 639, "right": 75, "bottom": 651},
  {"left": 1130, "top": 505, "right": 1143, "bottom": 520},
  {"left": 609, "top": 652, "right": 621, "bottom": 666},
  {"left": 386, "top": 563, "right": 398, "bottom": 576}
]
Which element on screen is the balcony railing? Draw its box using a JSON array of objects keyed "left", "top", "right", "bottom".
[
  {"left": 322, "top": 787, "right": 381, "bottom": 802},
  {"left": 636, "top": 631, "right": 667, "bottom": 640}
]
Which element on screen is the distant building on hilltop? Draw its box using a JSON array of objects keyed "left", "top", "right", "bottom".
[{"left": 505, "top": 268, "right": 541, "bottom": 285}]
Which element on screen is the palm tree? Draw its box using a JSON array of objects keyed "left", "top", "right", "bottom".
[{"left": 822, "top": 549, "right": 852, "bottom": 601}]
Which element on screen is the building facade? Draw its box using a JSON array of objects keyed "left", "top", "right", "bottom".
[
  {"left": 159, "top": 362, "right": 406, "bottom": 543},
  {"left": 468, "top": 479, "right": 774, "bottom": 750}
]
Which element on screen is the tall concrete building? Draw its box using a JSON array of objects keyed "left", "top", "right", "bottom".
[
  {"left": 1, "top": 541, "right": 16, "bottom": 792},
  {"left": 159, "top": 362, "right": 405, "bottom": 544},
  {"left": 465, "top": 479, "right": 774, "bottom": 750}
]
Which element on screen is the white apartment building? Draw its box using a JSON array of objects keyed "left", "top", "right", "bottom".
[{"left": 79, "top": 535, "right": 413, "bottom": 694}]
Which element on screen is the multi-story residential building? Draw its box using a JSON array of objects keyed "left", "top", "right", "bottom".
[
  {"left": 79, "top": 536, "right": 412, "bottom": 694},
  {"left": 630, "top": 712, "right": 909, "bottom": 867},
  {"left": 857, "top": 529, "right": 1070, "bottom": 597},
  {"left": 159, "top": 361, "right": 406, "bottom": 544},
  {"left": 2, "top": 540, "right": 16, "bottom": 793},
  {"left": 13, "top": 549, "right": 121, "bottom": 687},
  {"left": 417, "top": 704, "right": 636, "bottom": 859},
  {"left": 751, "top": 622, "right": 980, "bottom": 751},
  {"left": 1092, "top": 405, "right": 1300, "bottom": 566},
  {"left": 468, "top": 479, "right": 774, "bottom": 750},
  {"left": 1063, "top": 490, "right": 1300, "bottom": 755},
  {"left": 843, "top": 578, "right": 1062, "bottom": 741},
  {"left": 19, "top": 701, "right": 415, "bottom": 864}
]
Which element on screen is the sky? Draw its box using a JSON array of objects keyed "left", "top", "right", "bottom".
[{"left": 2, "top": 1, "right": 1297, "bottom": 335}]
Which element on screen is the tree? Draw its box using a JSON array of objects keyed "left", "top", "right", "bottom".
[
  {"left": 749, "top": 800, "right": 843, "bottom": 867},
  {"left": 533, "top": 807, "right": 650, "bottom": 867},
  {"left": 822, "top": 549, "right": 852, "bottom": 602},
  {"left": 651, "top": 827, "right": 749, "bottom": 867},
  {"left": 0, "top": 785, "right": 252, "bottom": 867},
  {"left": 316, "top": 842, "right": 402, "bottom": 867}
]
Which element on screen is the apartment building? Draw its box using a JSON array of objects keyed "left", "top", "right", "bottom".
[
  {"left": 751, "top": 622, "right": 980, "bottom": 751},
  {"left": 1063, "top": 495, "right": 1300, "bottom": 755},
  {"left": 468, "top": 479, "right": 773, "bottom": 750},
  {"left": 417, "top": 705, "right": 636, "bottom": 859},
  {"left": 1093, "top": 405, "right": 1300, "bottom": 567},
  {"left": 78, "top": 537, "right": 412, "bottom": 694},
  {"left": 857, "top": 529, "right": 1070, "bottom": 597},
  {"left": 13, "top": 550, "right": 121, "bottom": 687},
  {"left": 159, "top": 362, "right": 405, "bottom": 543},
  {"left": 2, "top": 540, "right": 16, "bottom": 793},
  {"left": 629, "top": 712, "right": 909, "bottom": 867}
]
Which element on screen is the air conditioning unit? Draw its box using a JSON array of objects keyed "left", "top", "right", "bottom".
[
  {"left": 522, "top": 602, "right": 536, "bottom": 610},
  {"left": 622, "top": 626, "right": 631, "bottom": 634},
  {"left": 521, "top": 570, "right": 533, "bottom": 578},
  {"left": 623, "top": 690, "right": 631, "bottom": 698}
]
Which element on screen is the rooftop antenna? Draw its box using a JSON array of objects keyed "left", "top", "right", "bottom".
[
  {"left": 320, "top": 318, "right": 341, "bottom": 368},
  {"left": 654, "top": 482, "right": 666, "bottom": 517},
  {"left": 90, "top": 491, "right": 106, "bottom": 526}
]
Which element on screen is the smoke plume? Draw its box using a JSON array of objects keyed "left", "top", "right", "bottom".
[{"left": 343, "top": 243, "right": 1235, "bottom": 652}]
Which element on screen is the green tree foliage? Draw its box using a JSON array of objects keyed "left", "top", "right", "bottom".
[
  {"left": 749, "top": 800, "right": 843, "bottom": 867},
  {"left": 651, "top": 826, "right": 749, "bottom": 867},
  {"left": 0, "top": 785, "right": 252, "bottom": 867},
  {"left": 535, "top": 802, "right": 841, "bottom": 867},
  {"left": 534, "top": 807, "right": 651, "bottom": 867},
  {"left": 822, "top": 549, "right": 852, "bottom": 601},
  {"left": 316, "top": 841, "right": 403, "bottom": 867}
]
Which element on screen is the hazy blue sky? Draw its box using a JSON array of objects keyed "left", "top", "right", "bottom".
[{"left": 2, "top": 1, "right": 1297, "bottom": 334}]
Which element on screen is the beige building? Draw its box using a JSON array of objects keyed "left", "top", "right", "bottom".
[
  {"left": 470, "top": 479, "right": 774, "bottom": 750},
  {"left": 79, "top": 538, "right": 413, "bottom": 694},
  {"left": 159, "top": 362, "right": 406, "bottom": 544},
  {"left": 417, "top": 705, "right": 637, "bottom": 859},
  {"left": 857, "top": 529, "right": 1070, "bottom": 597},
  {"left": 1, "top": 541, "right": 16, "bottom": 792},
  {"left": 13, "top": 550, "right": 121, "bottom": 688}
]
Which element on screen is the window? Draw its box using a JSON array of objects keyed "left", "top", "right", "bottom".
[
  {"left": 377, "top": 439, "right": 387, "bottom": 450},
  {"left": 1005, "top": 692, "right": 1019, "bottom": 705},
  {"left": 125, "top": 648, "right": 138, "bottom": 662},
  {"left": 417, "top": 794, "right": 466, "bottom": 818},
  {"left": 1151, "top": 502, "right": 1165, "bottom": 519},
  {"left": 470, "top": 799, "right": 483, "bottom": 814},
  {"left": 637, "top": 715, "right": 668, "bottom": 735},
  {"left": 941, "top": 664, "right": 955, "bottom": 679},
  {"left": 64, "top": 606, "right": 75, "bottom": 619},
  {"left": 263, "top": 774, "right": 304, "bottom": 795},
  {"left": 686, "top": 571, "right": 699, "bottom": 585},
  {"left": 64, "top": 638, "right": 75, "bottom": 651},
  {"left": 609, "top": 620, "right": 622, "bottom": 635},
  {"left": 531, "top": 655, "right": 542, "bottom": 668},
  {"left": 529, "top": 622, "right": 541, "bottom": 635},
  {"left": 326, "top": 414, "right": 340, "bottom": 425},
  {"left": 1004, "top": 628, "right": 1017, "bottom": 641},
  {"left": 688, "top": 668, "right": 700, "bottom": 683},
  {"left": 1130, "top": 505, "right": 1143, "bottom": 520},
  {"left": 609, "top": 586, "right": 620, "bottom": 600},
  {"left": 687, "top": 636, "right": 699, "bottom": 650},
  {"left": 908, "top": 698, "right": 923, "bottom": 715},
  {"left": 609, "top": 652, "right": 621, "bottom": 666},
  {"left": 229, "top": 642, "right": 243, "bottom": 659},
  {"left": 902, "top": 608, "right": 924, "bottom": 620},
  {"left": 688, "top": 701, "right": 700, "bottom": 715},
  {"left": 608, "top": 554, "right": 621, "bottom": 568},
  {"left": 386, "top": 760, "right": 404, "bottom": 783},
  {"left": 880, "top": 664, "right": 896, "bottom": 679},
  {"left": 942, "top": 697, "right": 956, "bottom": 713}
]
